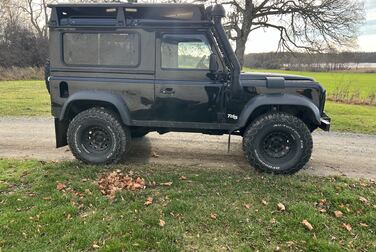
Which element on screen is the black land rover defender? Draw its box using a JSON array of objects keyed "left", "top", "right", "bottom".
[{"left": 46, "top": 3, "right": 330, "bottom": 174}]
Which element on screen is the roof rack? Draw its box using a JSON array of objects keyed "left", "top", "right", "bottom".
[{"left": 48, "top": 3, "right": 209, "bottom": 28}]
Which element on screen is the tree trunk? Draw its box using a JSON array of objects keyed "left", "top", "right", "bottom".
[{"left": 235, "top": 38, "right": 246, "bottom": 69}]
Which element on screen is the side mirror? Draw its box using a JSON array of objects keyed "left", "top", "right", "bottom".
[{"left": 209, "top": 53, "right": 219, "bottom": 73}]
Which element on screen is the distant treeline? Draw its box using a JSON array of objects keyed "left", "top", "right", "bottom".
[
  {"left": 244, "top": 52, "right": 376, "bottom": 71},
  {"left": 0, "top": 23, "right": 48, "bottom": 68}
]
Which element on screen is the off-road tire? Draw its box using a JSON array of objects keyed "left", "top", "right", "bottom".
[
  {"left": 67, "top": 107, "right": 130, "bottom": 165},
  {"left": 243, "top": 113, "right": 313, "bottom": 174}
]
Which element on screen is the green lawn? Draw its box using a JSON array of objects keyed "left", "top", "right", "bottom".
[
  {"left": 0, "top": 80, "right": 50, "bottom": 116},
  {"left": 244, "top": 68, "right": 376, "bottom": 102},
  {"left": 0, "top": 159, "right": 375, "bottom": 251},
  {"left": 0, "top": 80, "right": 375, "bottom": 134},
  {"left": 325, "top": 102, "right": 376, "bottom": 134}
]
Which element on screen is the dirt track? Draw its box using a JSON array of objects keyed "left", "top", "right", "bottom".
[{"left": 0, "top": 117, "right": 375, "bottom": 179}]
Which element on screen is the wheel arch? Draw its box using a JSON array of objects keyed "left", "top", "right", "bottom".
[
  {"left": 59, "top": 91, "right": 131, "bottom": 125},
  {"left": 237, "top": 94, "right": 321, "bottom": 131}
]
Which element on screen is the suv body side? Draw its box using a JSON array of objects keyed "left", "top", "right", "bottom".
[{"left": 47, "top": 4, "right": 330, "bottom": 149}]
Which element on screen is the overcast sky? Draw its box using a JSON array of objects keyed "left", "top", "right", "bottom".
[
  {"left": 56, "top": 0, "right": 376, "bottom": 53},
  {"left": 246, "top": 0, "right": 376, "bottom": 53}
]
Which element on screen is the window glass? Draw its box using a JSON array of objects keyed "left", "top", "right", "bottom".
[
  {"left": 161, "top": 34, "right": 212, "bottom": 70},
  {"left": 63, "top": 33, "right": 139, "bottom": 66}
]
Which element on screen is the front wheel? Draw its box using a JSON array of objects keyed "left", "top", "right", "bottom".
[
  {"left": 243, "top": 113, "right": 313, "bottom": 174},
  {"left": 67, "top": 108, "right": 130, "bottom": 165}
]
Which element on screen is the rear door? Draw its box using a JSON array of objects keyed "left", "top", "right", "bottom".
[{"left": 153, "top": 31, "right": 223, "bottom": 124}]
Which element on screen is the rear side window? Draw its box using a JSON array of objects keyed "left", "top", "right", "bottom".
[
  {"left": 161, "top": 34, "right": 212, "bottom": 70},
  {"left": 63, "top": 33, "right": 139, "bottom": 67}
]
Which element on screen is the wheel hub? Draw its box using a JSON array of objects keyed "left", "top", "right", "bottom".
[
  {"left": 83, "top": 127, "right": 111, "bottom": 152},
  {"left": 263, "top": 132, "right": 293, "bottom": 159}
]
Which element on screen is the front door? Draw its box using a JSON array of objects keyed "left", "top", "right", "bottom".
[{"left": 153, "top": 32, "right": 224, "bottom": 124}]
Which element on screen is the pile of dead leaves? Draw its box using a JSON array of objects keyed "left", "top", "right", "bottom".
[{"left": 98, "top": 170, "right": 145, "bottom": 199}]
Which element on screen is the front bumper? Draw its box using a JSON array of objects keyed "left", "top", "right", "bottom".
[{"left": 319, "top": 113, "right": 331, "bottom": 131}]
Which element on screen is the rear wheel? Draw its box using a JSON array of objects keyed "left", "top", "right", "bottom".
[
  {"left": 243, "top": 113, "right": 312, "bottom": 174},
  {"left": 67, "top": 108, "right": 130, "bottom": 165}
]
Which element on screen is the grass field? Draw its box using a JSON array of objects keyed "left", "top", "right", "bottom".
[
  {"left": 0, "top": 80, "right": 50, "bottom": 116},
  {"left": 0, "top": 159, "right": 375, "bottom": 251},
  {"left": 245, "top": 68, "right": 376, "bottom": 105},
  {"left": 325, "top": 102, "right": 376, "bottom": 134},
  {"left": 0, "top": 80, "right": 375, "bottom": 134}
]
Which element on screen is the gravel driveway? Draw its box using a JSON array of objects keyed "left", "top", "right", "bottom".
[{"left": 0, "top": 117, "right": 375, "bottom": 180}]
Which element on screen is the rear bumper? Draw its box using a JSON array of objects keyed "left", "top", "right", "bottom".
[{"left": 319, "top": 113, "right": 331, "bottom": 131}]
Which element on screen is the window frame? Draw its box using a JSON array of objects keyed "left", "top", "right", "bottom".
[
  {"left": 159, "top": 32, "right": 217, "bottom": 72},
  {"left": 60, "top": 30, "right": 141, "bottom": 68}
]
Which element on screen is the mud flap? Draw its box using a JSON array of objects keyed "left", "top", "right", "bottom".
[{"left": 55, "top": 118, "right": 68, "bottom": 148}]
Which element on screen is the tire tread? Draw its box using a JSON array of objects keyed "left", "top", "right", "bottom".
[
  {"left": 67, "top": 107, "right": 130, "bottom": 165},
  {"left": 243, "top": 112, "right": 313, "bottom": 174}
]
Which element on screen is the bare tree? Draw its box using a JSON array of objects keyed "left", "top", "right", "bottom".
[
  {"left": 4, "top": 0, "right": 56, "bottom": 39},
  {"left": 213, "top": 0, "right": 365, "bottom": 67}
]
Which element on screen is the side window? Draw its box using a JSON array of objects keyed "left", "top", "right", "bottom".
[
  {"left": 63, "top": 33, "right": 139, "bottom": 67},
  {"left": 161, "top": 34, "right": 212, "bottom": 70}
]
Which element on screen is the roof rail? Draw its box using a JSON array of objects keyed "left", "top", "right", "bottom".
[{"left": 48, "top": 4, "right": 209, "bottom": 28}]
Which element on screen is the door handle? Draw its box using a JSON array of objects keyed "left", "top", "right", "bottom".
[{"left": 160, "top": 88, "right": 175, "bottom": 95}]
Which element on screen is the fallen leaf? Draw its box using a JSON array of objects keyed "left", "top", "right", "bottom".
[
  {"left": 270, "top": 218, "right": 276, "bottom": 224},
  {"left": 302, "top": 220, "right": 313, "bottom": 231},
  {"left": 210, "top": 213, "right": 218, "bottom": 220},
  {"left": 160, "top": 182, "right": 173, "bottom": 186},
  {"left": 319, "top": 209, "right": 327, "bottom": 213},
  {"left": 151, "top": 152, "right": 159, "bottom": 158},
  {"left": 243, "top": 204, "right": 251, "bottom": 209},
  {"left": 348, "top": 240, "right": 354, "bottom": 248},
  {"left": 159, "top": 219, "right": 165, "bottom": 227},
  {"left": 359, "top": 222, "right": 368, "bottom": 227},
  {"left": 359, "top": 196, "right": 368, "bottom": 204},
  {"left": 97, "top": 171, "right": 145, "bottom": 198},
  {"left": 56, "top": 183, "right": 66, "bottom": 191},
  {"left": 277, "top": 203, "right": 286, "bottom": 211},
  {"left": 334, "top": 210, "right": 343, "bottom": 218},
  {"left": 180, "top": 176, "right": 187, "bottom": 180},
  {"left": 342, "top": 223, "right": 352, "bottom": 232},
  {"left": 318, "top": 199, "right": 327, "bottom": 206},
  {"left": 42, "top": 197, "right": 51, "bottom": 201},
  {"left": 261, "top": 200, "right": 268, "bottom": 206},
  {"left": 144, "top": 197, "right": 153, "bottom": 206},
  {"left": 286, "top": 241, "right": 295, "bottom": 247},
  {"left": 92, "top": 244, "right": 100, "bottom": 249}
]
